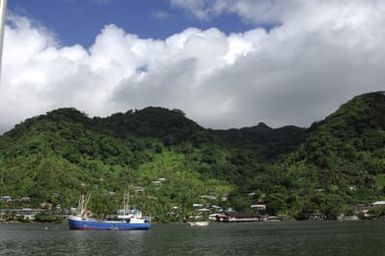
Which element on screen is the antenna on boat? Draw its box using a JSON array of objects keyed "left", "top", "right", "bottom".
[{"left": 0, "top": 0, "right": 7, "bottom": 82}]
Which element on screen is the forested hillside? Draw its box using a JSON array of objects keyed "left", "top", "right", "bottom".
[{"left": 0, "top": 92, "right": 384, "bottom": 221}]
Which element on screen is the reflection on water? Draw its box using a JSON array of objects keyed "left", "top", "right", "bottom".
[
  {"left": 1, "top": 221, "right": 385, "bottom": 255},
  {"left": 70, "top": 229, "right": 146, "bottom": 255},
  {"left": 0, "top": 224, "right": 147, "bottom": 255}
]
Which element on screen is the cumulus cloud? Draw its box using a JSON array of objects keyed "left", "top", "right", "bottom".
[{"left": 1, "top": 1, "right": 385, "bottom": 132}]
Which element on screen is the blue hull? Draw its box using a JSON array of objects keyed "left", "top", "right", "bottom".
[{"left": 68, "top": 219, "right": 151, "bottom": 230}]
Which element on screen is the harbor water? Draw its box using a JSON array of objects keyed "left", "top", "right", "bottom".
[{"left": 1, "top": 221, "right": 385, "bottom": 255}]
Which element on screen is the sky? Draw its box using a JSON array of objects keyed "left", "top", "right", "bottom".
[{"left": 1, "top": 0, "right": 384, "bottom": 132}]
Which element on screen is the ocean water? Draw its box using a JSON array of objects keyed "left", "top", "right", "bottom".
[{"left": 1, "top": 221, "right": 385, "bottom": 255}]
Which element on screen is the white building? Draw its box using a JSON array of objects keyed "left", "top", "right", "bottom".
[{"left": 371, "top": 201, "right": 385, "bottom": 206}]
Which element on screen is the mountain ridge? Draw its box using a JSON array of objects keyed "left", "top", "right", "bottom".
[{"left": 0, "top": 91, "right": 384, "bottom": 221}]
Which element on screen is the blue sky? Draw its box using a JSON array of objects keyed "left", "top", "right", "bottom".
[
  {"left": 1, "top": 0, "right": 384, "bottom": 132},
  {"left": 8, "top": 0, "right": 253, "bottom": 47}
]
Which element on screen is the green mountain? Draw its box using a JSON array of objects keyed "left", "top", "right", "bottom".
[
  {"left": 0, "top": 107, "right": 233, "bottom": 221},
  {"left": 253, "top": 92, "right": 385, "bottom": 218},
  {"left": 0, "top": 92, "right": 384, "bottom": 221}
]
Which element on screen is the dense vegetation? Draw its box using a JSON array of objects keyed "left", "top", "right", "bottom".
[{"left": 0, "top": 92, "right": 384, "bottom": 221}]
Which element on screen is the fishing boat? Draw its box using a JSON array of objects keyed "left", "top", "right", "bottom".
[
  {"left": 68, "top": 191, "right": 151, "bottom": 230},
  {"left": 188, "top": 221, "right": 210, "bottom": 227}
]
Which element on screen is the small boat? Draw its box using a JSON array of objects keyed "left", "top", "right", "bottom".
[
  {"left": 188, "top": 221, "right": 210, "bottom": 227},
  {"left": 68, "top": 191, "right": 151, "bottom": 230},
  {"left": 187, "top": 209, "right": 210, "bottom": 227}
]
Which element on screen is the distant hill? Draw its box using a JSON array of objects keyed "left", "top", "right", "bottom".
[
  {"left": 95, "top": 107, "right": 216, "bottom": 145},
  {"left": 0, "top": 92, "right": 384, "bottom": 221},
  {"left": 214, "top": 122, "right": 306, "bottom": 160}
]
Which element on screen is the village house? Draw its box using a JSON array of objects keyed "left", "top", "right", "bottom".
[
  {"left": 20, "top": 196, "right": 31, "bottom": 202},
  {"left": 371, "top": 201, "right": 385, "bottom": 207},
  {"left": 133, "top": 186, "right": 145, "bottom": 193},
  {"left": 0, "top": 196, "right": 12, "bottom": 202},
  {"left": 200, "top": 195, "right": 217, "bottom": 201},
  {"left": 16, "top": 208, "right": 44, "bottom": 221},
  {"left": 197, "top": 208, "right": 211, "bottom": 213},
  {"left": 250, "top": 204, "right": 266, "bottom": 211},
  {"left": 152, "top": 180, "right": 162, "bottom": 185},
  {"left": 0, "top": 208, "right": 45, "bottom": 221}
]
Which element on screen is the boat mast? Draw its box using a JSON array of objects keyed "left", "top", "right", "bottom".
[
  {"left": 76, "top": 195, "right": 83, "bottom": 216},
  {"left": 0, "top": 0, "right": 7, "bottom": 81},
  {"left": 122, "top": 189, "right": 130, "bottom": 214},
  {"left": 76, "top": 193, "right": 92, "bottom": 217},
  {"left": 83, "top": 192, "right": 92, "bottom": 217}
]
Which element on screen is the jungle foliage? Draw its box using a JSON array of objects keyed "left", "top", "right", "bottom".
[{"left": 0, "top": 92, "right": 384, "bottom": 221}]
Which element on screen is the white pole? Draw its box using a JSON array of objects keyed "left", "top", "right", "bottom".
[{"left": 0, "top": 0, "right": 7, "bottom": 81}]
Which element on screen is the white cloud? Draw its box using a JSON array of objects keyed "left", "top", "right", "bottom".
[
  {"left": 170, "top": 0, "right": 385, "bottom": 28},
  {"left": 1, "top": 1, "right": 385, "bottom": 132},
  {"left": 170, "top": 0, "right": 212, "bottom": 20},
  {"left": 170, "top": 0, "right": 296, "bottom": 24},
  {"left": 151, "top": 11, "right": 172, "bottom": 20}
]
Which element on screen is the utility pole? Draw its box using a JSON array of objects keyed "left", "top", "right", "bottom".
[{"left": 0, "top": 0, "right": 7, "bottom": 81}]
